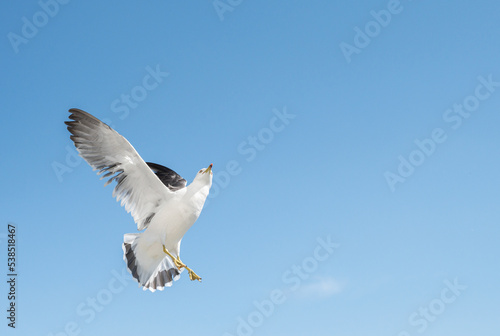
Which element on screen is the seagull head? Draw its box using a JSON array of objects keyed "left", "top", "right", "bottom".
[{"left": 194, "top": 163, "right": 213, "bottom": 185}]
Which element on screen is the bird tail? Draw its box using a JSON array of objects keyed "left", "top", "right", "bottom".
[{"left": 123, "top": 233, "right": 181, "bottom": 292}]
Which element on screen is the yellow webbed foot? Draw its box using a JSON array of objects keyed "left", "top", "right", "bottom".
[
  {"left": 163, "top": 245, "right": 202, "bottom": 282},
  {"left": 187, "top": 268, "right": 202, "bottom": 282}
]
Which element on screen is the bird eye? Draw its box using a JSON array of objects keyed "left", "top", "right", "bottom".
[{"left": 199, "top": 170, "right": 203, "bottom": 173}]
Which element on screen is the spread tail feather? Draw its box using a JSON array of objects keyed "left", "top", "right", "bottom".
[{"left": 123, "top": 233, "right": 181, "bottom": 292}]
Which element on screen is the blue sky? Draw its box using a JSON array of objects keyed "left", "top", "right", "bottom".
[{"left": 2, "top": 0, "right": 500, "bottom": 335}]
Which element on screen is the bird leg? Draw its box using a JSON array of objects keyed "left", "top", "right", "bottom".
[{"left": 162, "top": 245, "right": 202, "bottom": 282}]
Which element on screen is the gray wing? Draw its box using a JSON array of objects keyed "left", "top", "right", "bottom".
[
  {"left": 65, "top": 108, "right": 175, "bottom": 231},
  {"left": 146, "top": 162, "right": 187, "bottom": 192}
]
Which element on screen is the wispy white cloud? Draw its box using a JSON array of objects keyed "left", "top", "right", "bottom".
[{"left": 294, "top": 276, "right": 345, "bottom": 299}]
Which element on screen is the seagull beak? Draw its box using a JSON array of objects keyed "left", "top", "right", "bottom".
[{"left": 204, "top": 164, "right": 213, "bottom": 174}]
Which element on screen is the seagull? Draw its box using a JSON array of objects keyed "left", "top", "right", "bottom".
[{"left": 65, "top": 108, "right": 213, "bottom": 291}]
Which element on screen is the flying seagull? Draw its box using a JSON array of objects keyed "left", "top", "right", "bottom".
[{"left": 65, "top": 108, "right": 213, "bottom": 291}]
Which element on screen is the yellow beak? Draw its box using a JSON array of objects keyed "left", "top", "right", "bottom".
[{"left": 204, "top": 163, "right": 213, "bottom": 174}]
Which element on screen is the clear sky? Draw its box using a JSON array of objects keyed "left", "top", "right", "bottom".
[{"left": 1, "top": 1, "right": 500, "bottom": 335}]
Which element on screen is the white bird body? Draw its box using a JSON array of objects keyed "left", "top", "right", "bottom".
[
  {"left": 150, "top": 180, "right": 210, "bottom": 254},
  {"left": 66, "top": 108, "right": 212, "bottom": 291},
  {"left": 129, "top": 180, "right": 211, "bottom": 284}
]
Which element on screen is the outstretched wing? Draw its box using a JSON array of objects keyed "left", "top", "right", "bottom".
[
  {"left": 66, "top": 108, "right": 176, "bottom": 231},
  {"left": 146, "top": 162, "right": 187, "bottom": 192}
]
